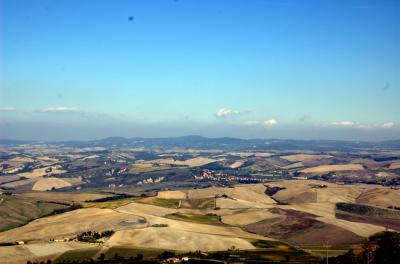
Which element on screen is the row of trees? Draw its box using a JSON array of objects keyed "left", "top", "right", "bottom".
[
  {"left": 77, "top": 230, "right": 115, "bottom": 243},
  {"left": 330, "top": 231, "right": 400, "bottom": 264}
]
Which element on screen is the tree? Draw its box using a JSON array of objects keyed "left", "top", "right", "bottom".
[
  {"left": 330, "top": 231, "right": 400, "bottom": 264},
  {"left": 98, "top": 253, "right": 106, "bottom": 261},
  {"left": 158, "top": 251, "right": 175, "bottom": 259},
  {"left": 359, "top": 241, "right": 374, "bottom": 264},
  {"left": 372, "top": 232, "right": 400, "bottom": 264},
  {"left": 330, "top": 249, "right": 358, "bottom": 264},
  {"left": 136, "top": 253, "right": 144, "bottom": 260}
]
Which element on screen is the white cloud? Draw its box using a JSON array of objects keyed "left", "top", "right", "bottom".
[
  {"left": 330, "top": 121, "right": 396, "bottom": 130},
  {"left": 0, "top": 107, "right": 16, "bottom": 112},
  {"left": 40, "top": 106, "right": 79, "bottom": 113},
  {"left": 242, "top": 120, "right": 261, "bottom": 126},
  {"left": 215, "top": 108, "right": 244, "bottom": 118},
  {"left": 262, "top": 119, "right": 278, "bottom": 126},
  {"left": 381, "top": 122, "right": 395, "bottom": 128},
  {"left": 241, "top": 119, "right": 278, "bottom": 127},
  {"left": 331, "top": 121, "right": 356, "bottom": 126},
  {"left": 357, "top": 124, "right": 371, "bottom": 129}
]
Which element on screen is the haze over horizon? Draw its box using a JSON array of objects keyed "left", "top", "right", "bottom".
[{"left": 1, "top": 0, "right": 399, "bottom": 141}]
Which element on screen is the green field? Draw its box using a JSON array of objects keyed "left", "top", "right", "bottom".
[
  {"left": 129, "top": 165, "right": 171, "bottom": 174},
  {"left": 55, "top": 247, "right": 101, "bottom": 263},
  {"left": 105, "top": 246, "right": 167, "bottom": 259},
  {"left": 165, "top": 212, "right": 221, "bottom": 225},
  {"left": 54, "top": 245, "right": 319, "bottom": 263},
  {"left": 207, "top": 248, "right": 318, "bottom": 263},
  {"left": 302, "top": 245, "right": 357, "bottom": 258},
  {"left": 250, "top": 173, "right": 278, "bottom": 177},
  {"left": 81, "top": 198, "right": 139, "bottom": 209},
  {"left": 137, "top": 197, "right": 180, "bottom": 208},
  {"left": 251, "top": 239, "right": 288, "bottom": 249},
  {"left": 336, "top": 202, "right": 400, "bottom": 218},
  {"left": 0, "top": 195, "right": 69, "bottom": 231}
]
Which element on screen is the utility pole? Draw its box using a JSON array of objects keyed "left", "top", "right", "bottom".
[{"left": 323, "top": 241, "right": 331, "bottom": 264}]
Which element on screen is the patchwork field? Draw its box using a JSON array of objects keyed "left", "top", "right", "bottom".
[
  {"left": 18, "top": 166, "right": 66, "bottom": 179},
  {"left": 0, "top": 208, "right": 146, "bottom": 243},
  {"left": 1, "top": 180, "right": 400, "bottom": 263}
]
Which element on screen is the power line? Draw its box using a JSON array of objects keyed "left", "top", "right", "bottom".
[{"left": 323, "top": 241, "right": 331, "bottom": 264}]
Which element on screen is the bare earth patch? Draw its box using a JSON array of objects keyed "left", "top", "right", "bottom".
[
  {"left": 300, "top": 164, "right": 364, "bottom": 174},
  {"left": 281, "top": 154, "right": 333, "bottom": 162},
  {"left": 32, "top": 178, "right": 73, "bottom": 191}
]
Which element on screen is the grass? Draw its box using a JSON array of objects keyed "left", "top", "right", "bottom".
[
  {"left": 165, "top": 212, "right": 221, "bottom": 225},
  {"left": 0, "top": 195, "right": 69, "bottom": 231},
  {"left": 129, "top": 165, "right": 171, "bottom": 174},
  {"left": 250, "top": 173, "right": 278, "bottom": 177},
  {"left": 105, "top": 246, "right": 167, "bottom": 259},
  {"left": 336, "top": 202, "right": 400, "bottom": 218},
  {"left": 81, "top": 198, "right": 138, "bottom": 209},
  {"left": 302, "top": 245, "right": 353, "bottom": 257},
  {"left": 54, "top": 245, "right": 318, "bottom": 263},
  {"left": 55, "top": 247, "right": 101, "bottom": 263},
  {"left": 251, "top": 239, "right": 288, "bottom": 249},
  {"left": 136, "top": 197, "right": 180, "bottom": 208},
  {"left": 305, "top": 248, "right": 349, "bottom": 258},
  {"left": 208, "top": 247, "right": 318, "bottom": 263},
  {"left": 181, "top": 198, "right": 215, "bottom": 209}
]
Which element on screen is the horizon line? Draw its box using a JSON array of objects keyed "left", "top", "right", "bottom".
[{"left": 1, "top": 135, "right": 399, "bottom": 144}]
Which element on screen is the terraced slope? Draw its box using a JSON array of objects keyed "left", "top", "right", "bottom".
[{"left": 0, "top": 194, "right": 69, "bottom": 231}]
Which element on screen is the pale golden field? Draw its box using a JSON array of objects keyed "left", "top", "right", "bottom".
[
  {"left": 389, "top": 161, "right": 400, "bottom": 170},
  {"left": 300, "top": 163, "right": 364, "bottom": 173},
  {"left": 18, "top": 166, "right": 67, "bottom": 179},
  {"left": 1, "top": 180, "right": 399, "bottom": 263},
  {"left": 281, "top": 154, "right": 333, "bottom": 162}
]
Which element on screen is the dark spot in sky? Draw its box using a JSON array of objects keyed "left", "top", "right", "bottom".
[
  {"left": 57, "top": 93, "right": 63, "bottom": 99},
  {"left": 128, "top": 16, "right": 135, "bottom": 21},
  {"left": 382, "top": 82, "right": 390, "bottom": 91},
  {"left": 299, "top": 114, "right": 310, "bottom": 122}
]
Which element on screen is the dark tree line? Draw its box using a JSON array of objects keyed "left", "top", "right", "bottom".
[
  {"left": 330, "top": 231, "right": 400, "bottom": 264},
  {"left": 77, "top": 230, "right": 114, "bottom": 243}
]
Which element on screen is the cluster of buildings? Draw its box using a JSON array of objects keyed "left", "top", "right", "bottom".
[
  {"left": 0, "top": 164, "right": 26, "bottom": 174},
  {"left": 161, "top": 256, "right": 189, "bottom": 263},
  {"left": 105, "top": 167, "right": 129, "bottom": 176},
  {"left": 137, "top": 176, "right": 165, "bottom": 185},
  {"left": 193, "top": 169, "right": 273, "bottom": 184}
]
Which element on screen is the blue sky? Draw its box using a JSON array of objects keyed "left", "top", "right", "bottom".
[{"left": 1, "top": 0, "right": 399, "bottom": 140}]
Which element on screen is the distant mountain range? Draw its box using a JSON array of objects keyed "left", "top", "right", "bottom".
[{"left": 1, "top": 135, "right": 400, "bottom": 151}]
